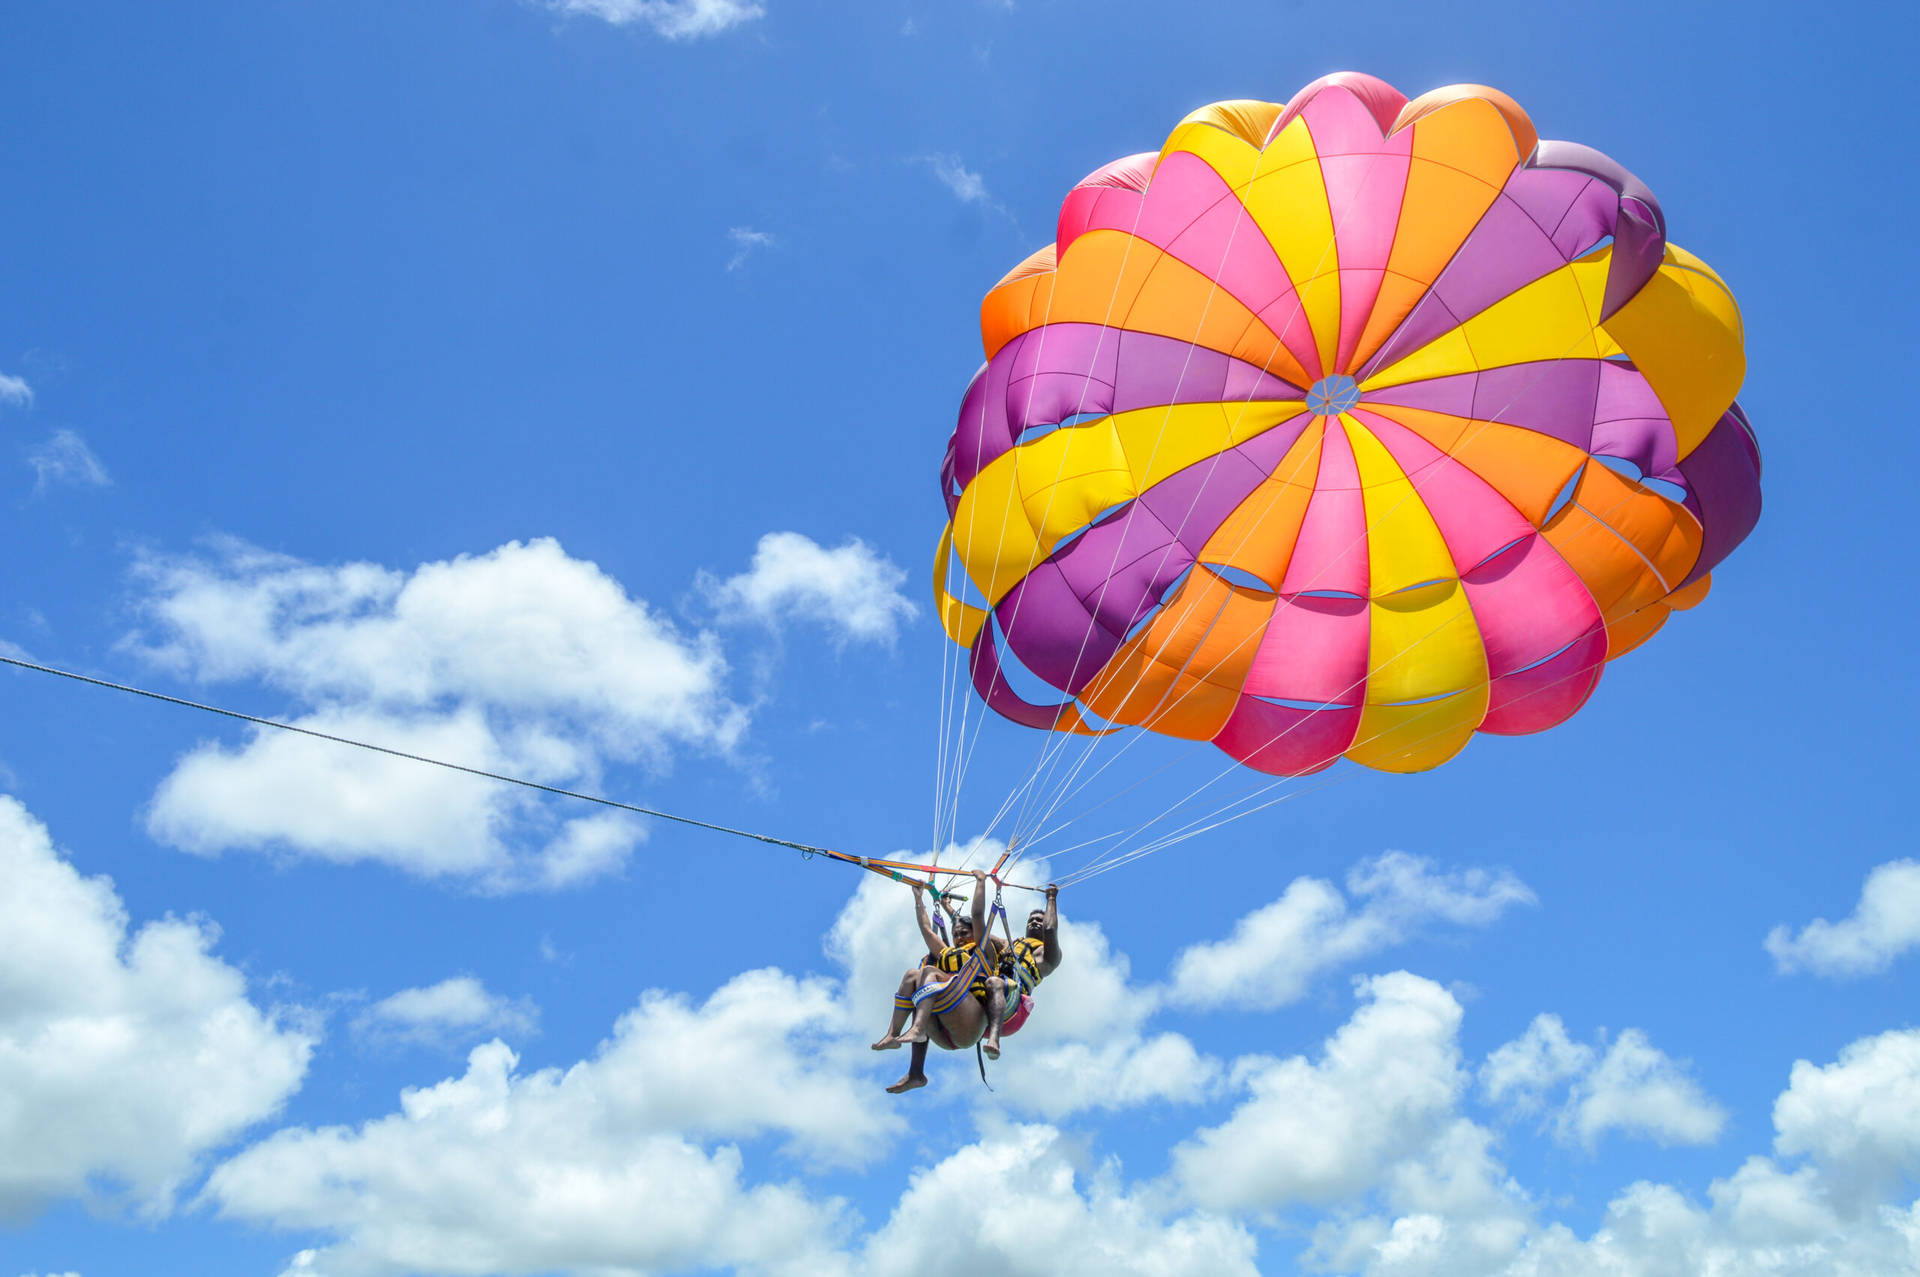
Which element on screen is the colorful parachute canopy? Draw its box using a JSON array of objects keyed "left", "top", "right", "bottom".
[{"left": 935, "top": 73, "right": 1760, "bottom": 776}]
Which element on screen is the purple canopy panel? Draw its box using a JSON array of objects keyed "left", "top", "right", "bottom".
[
  {"left": 1530, "top": 140, "right": 1668, "bottom": 322},
  {"left": 1214, "top": 696, "right": 1361, "bottom": 776},
  {"left": 1364, "top": 370, "right": 1478, "bottom": 417},
  {"left": 1137, "top": 447, "right": 1274, "bottom": 554},
  {"left": 994, "top": 560, "right": 1127, "bottom": 695},
  {"left": 968, "top": 622, "right": 1090, "bottom": 733},
  {"left": 1422, "top": 192, "right": 1574, "bottom": 338},
  {"left": 1006, "top": 323, "right": 1119, "bottom": 440},
  {"left": 950, "top": 353, "right": 1018, "bottom": 491},
  {"left": 1355, "top": 291, "right": 1466, "bottom": 383},
  {"left": 1053, "top": 505, "right": 1194, "bottom": 643},
  {"left": 1502, "top": 168, "right": 1616, "bottom": 262},
  {"left": 1590, "top": 361, "right": 1680, "bottom": 478},
  {"left": 1676, "top": 403, "right": 1763, "bottom": 586}
]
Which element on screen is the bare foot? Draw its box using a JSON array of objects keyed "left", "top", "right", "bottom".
[
  {"left": 982, "top": 1038, "right": 1001, "bottom": 1061},
  {"left": 904, "top": 1025, "right": 929, "bottom": 1044},
  {"left": 871, "top": 1036, "right": 902, "bottom": 1051},
  {"left": 885, "top": 1074, "right": 928, "bottom": 1094}
]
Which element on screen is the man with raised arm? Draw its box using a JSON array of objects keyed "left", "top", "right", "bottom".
[{"left": 981, "top": 883, "right": 1060, "bottom": 1060}]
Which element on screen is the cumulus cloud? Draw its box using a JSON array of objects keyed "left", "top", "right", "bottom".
[
  {"left": 126, "top": 537, "right": 743, "bottom": 889},
  {"left": 862, "top": 1121, "right": 1258, "bottom": 1276},
  {"left": 545, "top": 0, "right": 763, "bottom": 39},
  {"left": 1480, "top": 1013, "right": 1592, "bottom": 1114},
  {"left": 1773, "top": 1027, "right": 1920, "bottom": 1210},
  {"left": 189, "top": 854, "right": 1920, "bottom": 1276},
  {"left": 26, "top": 428, "right": 110, "bottom": 493},
  {"left": 1168, "top": 852, "right": 1534, "bottom": 1010},
  {"left": 1766, "top": 858, "right": 1920, "bottom": 978},
  {"left": 1173, "top": 972, "right": 1470, "bottom": 1211},
  {"left": 727, "top": 226, "right": 775, "bottom": 271},
  {"left": 1563, "top": 1029, "right": 1728, "bottom": 1149},
  {"left": 1481, "top": 1014, "right": 1726, "bottom": 1149},
  {"left": 0, "top": 370, "right": 31, "bottom": 408},
  {"left": 702, "top": 531, "right": 916, "bottom": 646},
  {"left": 1169, "top": 973, "right": 1913, "bottom": 1275},
  {"left": 204, "top": 967, "right": 895, "bottom": 1275},
  {"left": 918, "top": 153, "right": 990, "bottom": 204},
  {"left": 0, "top": 796, "right": 315, "bottom": 1221},
  {"left": 351, "top": 977, "right": 539, "bottom": 1051}
]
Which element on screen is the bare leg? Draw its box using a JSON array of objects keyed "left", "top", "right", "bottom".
[
  {"left": 982, "top": 976, "right": 1008, "bottom": 1060},
  {"left": 886, "top": 1039, "right": 931, "bottom": 1094},
  {"left": 897, "top": 966, "right": 951, "bottom": 1045},
  {"left": 873, "top": 968, "right": 921, "bottom": 1049}
]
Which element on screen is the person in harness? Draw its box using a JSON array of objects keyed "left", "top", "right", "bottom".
[
  {"left": 982, "top": 883, "right": 1059, "bottom": 1061},
  {"left": 872, "top": 870, "right": 998, "bottom": 1093}
]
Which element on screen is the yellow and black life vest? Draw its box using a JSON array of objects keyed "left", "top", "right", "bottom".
[
  {"left": 1004, "top": 936, "right": 1046, "bottom": 992},
  {"left": 936, "top": 942, "right": 991, "bottom": 998}
]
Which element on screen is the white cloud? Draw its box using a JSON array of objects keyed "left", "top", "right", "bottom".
[
  {"left": 1482, "top": 1015, "right": 1726, "bottom": 1149},
  {"left": 0, "top": 796, "right": 314, "bottom": 1221},
  {"left": 1480, "top": 1013, "right": 1593, "bottom": 1114},
  {"left": 191, "top": 856, "right": 1920, "bottom": 1277},
  {"left": 204, "top": 967, "right": 895, "bottom": 1275},
  {"left": 727, "top": 226, "right": 775, "bottom": 271},
  {"left": 862, "top": 1121, "right": 1258, "bottom": 1276},
  {"left": 1169, "top": 972, "right": 1913, "bottom": 1275},
  {"left": 546, "top": 0, "right": 763, "bottom": 39},
  {"left": 1173, "top": 972, "right": 1470, "bottom": 1211},
  {"left": 1168, "top": 852, "right": 1534, "bottom": 1010},
  {"left": 919, "top": 153, "right": 990, "bottom": 204},
  {"left": 1562, "top": 1029, "right": 1727, "bottom": 1149},
  {"left": 127, "top": 537, "right": 743, "bottom": 889},
  {"left": 1773, "top": 1027, "right": 1920, "bottom": 1210},
  {"left": 0, "top": 370, "right": 31, "bottom": 408},
  {"left": 702, "top": 531, "right": 916, "bottom": 646},
  {"left": 26, "top": 428, "right": 110, "bottom": 493},
  {"left": 351, "top": 977, "right": 538, "bottom": 1051},
  {"left": 1766, "top": 858, "right": 1920, "bottom": 978}
]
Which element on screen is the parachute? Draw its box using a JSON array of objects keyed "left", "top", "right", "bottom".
[{"left": 934, "top": 73, "right": 1760, "bottom": 782}]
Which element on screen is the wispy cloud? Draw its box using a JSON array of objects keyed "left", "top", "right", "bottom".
[
  {"left": 918, "top": 152, "right": 991, "bottom": 205},
  {"left": 546, "top": 0, "right": 763, "bottom": 39},
  {"left": 726, "top": 226, "right": 775, "bottom": 272},
  {"left": 26, "top": 428, "right": 111, "bottom": 493},
  {"left": 0, "top": 371, "right": 31, "bottom": 409},
  {"left": 351, "top": 977, "right": 538, "bottom": 1051}
]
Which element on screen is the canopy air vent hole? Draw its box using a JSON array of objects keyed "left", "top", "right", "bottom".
[{"left": 1307, "top": 374, "right": 1361, "bottom": 416}]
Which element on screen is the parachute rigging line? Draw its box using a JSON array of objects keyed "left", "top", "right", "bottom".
[{"left": 0, "top": 653, "right": 1020, "bottom": 899}]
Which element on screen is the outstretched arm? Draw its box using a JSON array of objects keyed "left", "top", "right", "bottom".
[
  {"left": 912, "top": 885, "right": 944, "bottom": 956},
  {"left": 970, "top": 870, "right": 989, "bottom": 941},
  {"left": 1040, "top": 883, "right": 1063, "bottom": 976}
]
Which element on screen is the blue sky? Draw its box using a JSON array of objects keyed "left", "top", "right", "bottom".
[{"left": 3, "top": 1, "right": 1917, "bottom": 1275}]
